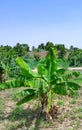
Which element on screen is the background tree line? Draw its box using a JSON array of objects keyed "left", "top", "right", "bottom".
[{"left": 0, "top": 41, "right": 82, "bottom": 81}]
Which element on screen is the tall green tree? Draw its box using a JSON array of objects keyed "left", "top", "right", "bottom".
[
  {"left": 13, "top": 43, "right": 29, "bottom": 56},
  {"left": 68, "top": 47, "right": 82, "bottom": 66},
  {"left": 45, "top": 41, "right": 54, "bottom": 51},
  {"left": 55, "top": 44, "right": 66, "bottom": 59},
  {"left": 37, "top": 43, "right": 45, "bottom": 52}
]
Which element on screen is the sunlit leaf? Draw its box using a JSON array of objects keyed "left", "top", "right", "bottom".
[{"left": 16, "top": 57, "right": 37, "bottom": 78}]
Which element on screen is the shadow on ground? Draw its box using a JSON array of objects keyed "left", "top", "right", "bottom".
[{"left": 1, "top": 106, "right": 49, "bottom": 130}]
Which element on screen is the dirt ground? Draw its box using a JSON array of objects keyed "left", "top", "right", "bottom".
[
  {"left": 68, "top": 67, "right": 82, "bottom": 71},
  {"left": 0, "top": 67, "right": 82, "bottom": 130},
  {"left": 33, "top": 67, "right": 82, "bottom": 73},
  {"left": 0, "top": 87, "right": 82, "bottom": 130}
]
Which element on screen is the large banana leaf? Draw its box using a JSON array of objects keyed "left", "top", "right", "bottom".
[
  {"left": 38, "top": 63, "right": 47, "bottom": 76},
  {"left": 66, "top": 81, "right": 81, "bottom": 90},
  {"left": 0, "top": 79, "right": 24, "bottom": 90},
  {"left": 56, "top": 68, "right": 66, "bottom": 75},
  {"left": 15, "top": 88, "right": 37, "bottom": 98},
  {"left": 17, "top": 92, "right": 37, "bottom": 105},
  {"left": 46, "top": 48, "right": 57, "bottom": 74},
  {"left": 16, "top": 57, "right": 37, "bottom": 79},
  {"left": 25, "top": 78, "right": 48, "bottom": 94},
  {"left": 45, "top": 48, "right": 57, "bottom": 83},
  {"left": 53, "top": 81, "right": 81, "bottom": 95}
]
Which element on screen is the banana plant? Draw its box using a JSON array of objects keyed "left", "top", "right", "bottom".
[{"left": 0, "top": 48, "right": 81, "bottom": 120}]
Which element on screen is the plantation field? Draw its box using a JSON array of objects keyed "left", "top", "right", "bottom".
[
  {"left": 0, "top": 85, "right": 82, "bottom": 130},
  {"left": 0, "top": 47, "right": 82, "bottom": 130}
]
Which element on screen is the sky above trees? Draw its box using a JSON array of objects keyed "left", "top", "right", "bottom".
[{"left": 0, "top": 0, "right": 82, "bottom": 49}]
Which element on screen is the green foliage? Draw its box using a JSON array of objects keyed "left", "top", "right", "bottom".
[
  {"left": 57, "top": 58, "right": 69, "bottom": 69},
  {"left": 23, "top": 55, "right": 38, "bottom": 69},
  {"left": 68, "top": 48, "right": 82, "bottom": 66},
  {"left": 0, "top": 62, "right": 6, "bottom": 83},
  {"left": 45, "top": 41, "right": 54, "bottom": 51},
  {"left": 0, "top": 47, "right": 81, "bottom": 120},
  {"left": 33, "top": 52, "right": 41, "bottom": 61},
  {"left": 0, "top": 78, "right": 24, "bottom": 90},
  {"left": 57, "top": 100, "right": 64, "bottom": 106},
  {"left": 55, "top": 44, "right": 66, "bottom": 59},
  {"left": 13, "top": 43, "right": 29, "bottom": 56},
  {"left": 37, "top": 43, "right": 45, "bottom": 52}
]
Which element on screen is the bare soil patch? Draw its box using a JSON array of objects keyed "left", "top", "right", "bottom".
[
  {"left": 68, "top": 67, "right": 82, "bottom": 71},
  {"left": 0, "top": 87, "right": 82, "bottom": 130}
]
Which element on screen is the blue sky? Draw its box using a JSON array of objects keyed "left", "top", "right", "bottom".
[{"left": 0, "top": 0, "right": 82, "bottom": 49}]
